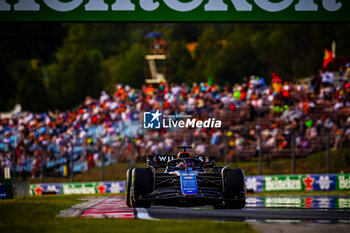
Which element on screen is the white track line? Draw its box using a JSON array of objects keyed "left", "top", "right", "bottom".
[{"left": 136, "top": 208, "right": 155, "bottom": 220}]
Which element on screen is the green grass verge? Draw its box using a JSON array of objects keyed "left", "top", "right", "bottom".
[
  {"left": 28, "top": 148, "right": 350, "bottom": 184},
  {"left": 0, "top": 195, "right": 257, "bottom": 233}
]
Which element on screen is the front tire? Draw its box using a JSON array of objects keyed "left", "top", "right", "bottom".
[
  {"left": 125, "top": 169, "right": 132, "bottom": 207},
  {"left": 224, "top": 168, "right": 246, "bottom": 209},
  {"left": 131, "top": 168, "right": 153, "bottom": 208}
]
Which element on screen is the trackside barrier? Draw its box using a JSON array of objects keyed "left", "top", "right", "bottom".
[
  {"left": 0, "top": 179, "right": 14, "bottom": 199},
  {"left": 29, "top": 174, "right": 349, "bottom": 195},
  {"left": 245, "top": 174, "right": 350, "bottom": 193},
  {"left": 30, "top": 181, "right": 125, "bottom": 195}
]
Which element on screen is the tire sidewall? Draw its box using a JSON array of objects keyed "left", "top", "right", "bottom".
[{"left": 126, "top": 169, "right": 132, "bottom": 207}]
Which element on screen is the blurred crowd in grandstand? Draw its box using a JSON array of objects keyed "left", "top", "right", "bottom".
[{"left": 1, "top": 64, "right": 350, "bottom": 178}]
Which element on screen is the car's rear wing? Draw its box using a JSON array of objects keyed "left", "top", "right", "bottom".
[{"left": 146, "top": 155, "right": 215, "bottom": 169}]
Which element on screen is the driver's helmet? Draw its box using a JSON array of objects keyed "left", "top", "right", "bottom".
[{"left": 177, "top": 161, "right": 195, "bottom": 170}]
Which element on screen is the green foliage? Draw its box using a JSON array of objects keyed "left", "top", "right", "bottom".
[
  {"left": 108, "top": 43, "right": 146, "bottom": 88},
  {"left": 0, "top": 23, "right": 65, "bottom": 111},
  {"left": 193, "top": 27, "right": 222, "bottom": 83},
  {"left": 0, "top": 62, "right": 17, "bottom": 111},
  {"left": 48, "top": 49, "right": 104, "bottom": 109},
  {"left": 15, "top": 61, "right": 49, "bottom": 112},
  {"left": 207, "top": 38, "right": 264, "bottom": 84},
  {"left": 168, "top": 41, "right": 194, "bottom": 84},
  {"left": 170, "top": 23, "right": 205, "bottom": 42}
]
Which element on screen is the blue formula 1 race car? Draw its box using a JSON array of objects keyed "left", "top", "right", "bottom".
[{"left": 126, "top": 146, "right": 246, "bottom": 209}]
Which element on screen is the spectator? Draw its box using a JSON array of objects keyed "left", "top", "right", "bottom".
[{"left": 1, "top": 69, "right": 350, "bottom": 177}]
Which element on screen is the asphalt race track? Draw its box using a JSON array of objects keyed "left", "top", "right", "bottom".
[
  {"left": 78, "top": 196, "right": 350, "bottom": 223},
  {"left": 143, "top": 205, "right": 350, "bottom": 222},
  {"left": 140, "top": 196, "right": 350, "bottom": 222},
  {"left": 70, "top": 195, "right": 350, "bottom": 233}
]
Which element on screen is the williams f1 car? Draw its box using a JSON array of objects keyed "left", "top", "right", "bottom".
[{"left": 126, "top": 146, "right": 245, "bottom": 209}]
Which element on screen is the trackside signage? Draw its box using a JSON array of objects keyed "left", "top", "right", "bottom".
[
  {"left": 245, "top": 174, "right": 349, "bottom": 193},
  {"left": 29, "top": 174, "right": 349, "bottom": 195},
  {"left": 30, "top": 181, "right": 126, "bottom": 195},
  {"left": 0, "top": 179, "right": 13, "bottom": 199},
  {"left": 0, "top": 0, "right": 349, "bottom": 22}
]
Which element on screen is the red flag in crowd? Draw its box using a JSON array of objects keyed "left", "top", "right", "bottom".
[
  {"left": 323, "top": 49, "right": 334, "bottom": 68},
  {"left": 272, "top": 72, "right": 282, "bottom": 84}
]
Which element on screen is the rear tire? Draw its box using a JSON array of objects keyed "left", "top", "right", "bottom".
[
  {"left": 125, "top": 169, "right": 132, "bottom": 207},
  {"left": 131, "top": 168, "right": 153, "bottom": 208},
  {"left": 224, "top": 168, "right": 246, "bottom": 209}
]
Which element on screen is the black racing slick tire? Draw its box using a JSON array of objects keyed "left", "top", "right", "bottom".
[
  {"left": 125, "top": 169, "right": 132, "bottom": 207},
  {"left": 224, "top": 168, "right": 246, "bottom": 209},
  {"left": 131, "top": 168, "right": 153, "bottom": 208}
]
